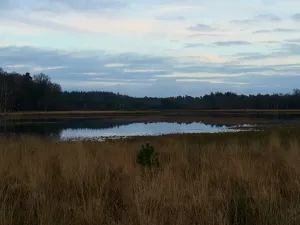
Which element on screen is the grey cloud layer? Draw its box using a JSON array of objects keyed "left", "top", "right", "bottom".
[
  {"left": 214, "top": 41, "right": 252, "bottom": 46},
  {"left": 253, "top": 28, "right": 299, "bottom": 34},
  {"left": 184, "top": 41, "right": 252, "bottom": 48},
  {"left": 286, "top": 38, "right": 300, "bottom": 43},
  {"left": 0, "top": 46, "right": 172, "bottom": 80},
  {"left": 235, "top": 42, "right": 300, "bottom": 60},
  {"left": 184, "top": 43, "right": 206, "bottom": 48},
  {"left": 1, "top": 46, "right": 299, "bottom": 97}
]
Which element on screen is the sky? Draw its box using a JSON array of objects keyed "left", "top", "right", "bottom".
[{"left": 0, "top": 0, "right": 300, "bottom": 97}]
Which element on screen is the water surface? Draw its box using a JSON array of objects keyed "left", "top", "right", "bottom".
[
  {"left": 0, "top": 118, "right": 250, "bottom": 140},
  {"left": 1, "top": 114, "right": 299, "bottom": 140}
]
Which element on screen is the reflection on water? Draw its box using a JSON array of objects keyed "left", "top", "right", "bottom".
[
  {"left": 60, "top": 122, "right": 242, "bottom": 140},
  {"left": 0, "top": 118, "right": 250, "bottom": 140}
]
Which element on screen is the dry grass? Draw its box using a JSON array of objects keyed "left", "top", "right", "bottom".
[{"left": 0, "top": 132, "right": 300, "bottom": 225}]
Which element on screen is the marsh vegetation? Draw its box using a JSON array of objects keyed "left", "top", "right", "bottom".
[{"left": 0, "top": 129, "right": 300, "bottom": 225}]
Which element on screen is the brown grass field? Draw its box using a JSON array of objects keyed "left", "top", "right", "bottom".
[{"left": 1, "top": 129, "right": 300, "bottom": 225}]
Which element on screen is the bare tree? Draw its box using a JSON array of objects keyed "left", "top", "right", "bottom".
[{"left": 293, "top": 89, "right": 300, "bottom": 96}]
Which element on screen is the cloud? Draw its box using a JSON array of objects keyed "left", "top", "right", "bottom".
[
  {"left": 256, "top": 14, "right": 282, "bottom": 21},
  {"left": 214, "top": 41, "right": 252, "bottom": 46},
  {"left": 77, "top": 81, "right": 151, "bottom": 87},
  {"left": 105, "top": 64, "right": 129, "bottom": 68},
  {"left": 253, "top": 28, "right": 299, "bottom": 34},
  {"left": 231, "top": 19, "right": 255, "bottom": 24},
  {"left": 33, "top": 66, "right": 68, "bottom": 72},
  {"left": 2, "top": 13, "right": 160, "bottom": 36},
  {"left": 0, "top": 14, "right": 100, "bottom": 35},
  {"left": 176, "top": 79, "right": 248, "bottom": 85},
  {"left": 90, "top": 77, "right": 156, "bottom": 82},
  {"left": 0, "top": 45, "right": 172, "bottom": 82},
  {"left": 285, "top": 38, "right": 300, "bottom": 43},
  {"left": 172, "top": 54, "right": 232, "bottom": 64},
  {"left": 234, "top": 44, "right": 300, "bottom": 64},
  {"left": 187, "top": 24, "right": 216, "bottom": 32},
  {"left": 1, "top": 41, "right": 300, "bottom": 97},
  {"left": 235, "top": 52, "right": 274, "bottom": 60},
  {"left": 282, "top": 43, "right": 300, "bottom": 55},
  {"left": 72, "top": 72, "right": 106, "bottom": 76},
  {"left": 184, "top": 43, "right": 206, "bottom": 48},
  {"left": 236, "top": 44, "right": 300, "bottom": 61},
  {"left": 155, "top": 72, "right": 242, "bottom": 78},
  {"left": 2, "top": 0, "right": 300, "bottom": 97},
  {"left": 292, "top": 13, "right": 300, "bottom": 21},
  {"left": 260, "top": 40, "right": 282, "bottom": 44},
  {"left": 124, "top": 69, "right": 166, "bottom": 73},
  {"left": 3, "top": 64, "right": 27, "bottom": 68},
  {"left": 231, "top": 13, "right": 282, "bottom": 24},
  {"left": 171, "top": 63, "right": 283, "bottom": 75}
]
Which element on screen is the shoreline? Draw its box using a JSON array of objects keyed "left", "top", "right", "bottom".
[{"left": 2, "top": 109, "right": 300, "bottom": 120}]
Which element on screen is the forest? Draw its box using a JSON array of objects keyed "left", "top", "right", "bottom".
[{"left": 1, "top": 68, "right": 300, "bottom": 112}]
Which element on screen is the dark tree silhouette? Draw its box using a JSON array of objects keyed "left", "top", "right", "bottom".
[{"left": 1, "top": 67, "right": 300, "bottom": 112}]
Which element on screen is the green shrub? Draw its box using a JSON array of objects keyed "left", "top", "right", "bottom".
[{"left": 137, "top": 143, "right": 159, "bottom": 167}]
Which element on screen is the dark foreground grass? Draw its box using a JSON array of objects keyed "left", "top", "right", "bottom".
[{"left": 1, "top": 129, "right": 300, "bottom": 225}]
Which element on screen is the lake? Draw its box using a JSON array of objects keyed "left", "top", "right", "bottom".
[
  {"left": 0, "top": 117, "right": 254, "bottom": 140},
  {"left": 0, "top": 114, "right": 299, "bottom": 140}
]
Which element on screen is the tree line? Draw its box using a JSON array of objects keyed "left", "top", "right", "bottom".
[{"left": 1, "top": 68, "right": 300, "bottom": 112}]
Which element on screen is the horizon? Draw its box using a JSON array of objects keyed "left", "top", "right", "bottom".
[{"left": 1, "top": 0, "right": 300, "bottom": 97}]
